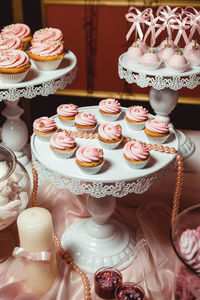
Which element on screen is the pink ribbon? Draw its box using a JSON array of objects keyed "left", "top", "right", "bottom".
[
  {"left": 143, "top": 14, "right": 161, "bottom": 47},
  {"left": 12, "top": 247, "right": 51, "bottom": 262},
  {"left": 169, "top": 16, "right": 191, "bottom": 46},
  {"left": 185, "top": 6, "right": 200, "bottom": 41},
  {"left": 125, "top": 7, "right": 152, "bottom": 41}
]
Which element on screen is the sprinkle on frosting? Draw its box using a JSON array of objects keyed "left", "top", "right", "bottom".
[
  {"left": 99, "top": 98, "right": 121, "bottom": 114},
  {"left": 0, "top": 49, "right": 30, "bottom": 68},
  {"left": 50, "top": 131, "right": 76, "bottom": 150},
  {"left": 33, "top": 27, "right": 63, "bottom": 43},
  {"left": 29, "top": 41, "right": 64, "bottom": 57},
  {"left": 126, "top": 105, "right": 148, "bottom": 122},
  {"left": 98, "top": 123, "right": 122, "bottom": 141},
  {"left": 0, "top": 34, "right": 23, "bottom": 50},
  {"left": 76, "top": 145, "right": 103, "bottom": 163},
  {"left": 33, "top": 116, "right": 57, "bottom": 132},
  {"left": 124, "top": 140, "right": 149, "bottom": 161},
  {"left": 1, "top": 23, "right": 31, "bottom": 39},
  {"left": 75, "top": 112, "right": 97, "bottom": 126},
  {"left": 145, "top": 119, "right": 169, "bottom": 134},
  {"left": 57, "top": 104, "right": 78, "bottom": 117}
]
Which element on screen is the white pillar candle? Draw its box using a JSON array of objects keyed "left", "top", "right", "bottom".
[{"left": 17, "top": 207, "right": 58, "bottom": 296}]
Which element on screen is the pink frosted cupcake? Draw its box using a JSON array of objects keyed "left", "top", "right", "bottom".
[
  {"left": 76, "top": 145, "right": 104, "bottom": 175},
  {"left": 33, "top": 116, "right": 57, "bottom": 141},
  {"left": 167, "top": 51, "right": 189, "bottom": 73},
  {"left": 126, "top": 43, "right": 144, "bottom": 64},
  {"left": 141, "top": 49, "right": 162, "bottom": 70},
  {"left": 144, "top": 118, "right": 170, "bottom": 144},
  {"left": 1, "top": 23, "right": 32, "bottom": 48},
  {"left": 0, "top": 49, "right": 31, "bottom": 83},
  {"left": 75, "top": 111, "right": 97, "bottom": 133},
  {"left": 28, "top": 40, "right": 65, "bottom": 71},
  {"left": 98, "top": 122, "right": 122, "bottom": 150},
  {"left": 57, "top": 103, "right": 78, "bottom": 127},
  {"left": 125, "top": 105, "right": 148, "bottom": 130},
  {"left": 99, "top": 98, "right": 121, "bottom": 121},
  {"left": 50, "top": 131, "right": 77, "bottom": 159},
  {"left": 0, "top": 34, "right": 24, "bottom": 51},
  {"left": 31, "top": 27, "right": 63, "bottom": 44},
  {"left": 123, "top": 140, "right": 150, "bottom": 169}
]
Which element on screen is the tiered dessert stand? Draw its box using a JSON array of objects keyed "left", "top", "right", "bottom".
[
  {"left": 31, "top": 105, "right": 178, "bottom": 273},
  {"left": 118, "top": 53, "right": 200, "bottom": 159},
  {"left": 0, "top": 50, "right": 77, "bottom": 171}
]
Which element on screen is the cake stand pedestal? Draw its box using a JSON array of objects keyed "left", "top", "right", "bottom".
[
  {"left": 31, "top": 106, "right": 178, "bottom": 273},
  {"left": 118, "top": 53, "right": 200, "bottom": 159},
  {"left": 0, "top": 50, "right": 77, "bottom": 168}
]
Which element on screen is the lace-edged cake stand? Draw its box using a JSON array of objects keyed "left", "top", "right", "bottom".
[
  {"left": 31, "top": 105, "right": 178, "bottom": 273},
  {"left": 0, "top": 50, "right": 77, "bottom": 168},
  {"left": 118, "top": 53, "right": 200, "bottom": 159}
]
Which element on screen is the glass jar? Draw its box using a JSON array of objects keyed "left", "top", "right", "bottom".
[
  {"left": 0, "top": 146, "right": 31, "bottom": 231},
  {"left": 115, "top": 282, "right": 144, "bottom": 300},
  {"left": 170, "top": 204, "right": 200, "bottom": 300}
]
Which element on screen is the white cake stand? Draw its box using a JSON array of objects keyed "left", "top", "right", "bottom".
[
  {"left": 118, "top": 53, "right": 200, "bottom": 159},
  {"left": 31, "top": 106, "right": 178, "bottom": 273},
  {"left": 0, "top": 50, "right": 77, "bottom": 167}
]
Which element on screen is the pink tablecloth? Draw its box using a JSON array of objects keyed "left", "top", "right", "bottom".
[{"left": 0, "top": 129, "right": 199, "bottom": 300}]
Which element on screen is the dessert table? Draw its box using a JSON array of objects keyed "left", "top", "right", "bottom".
[{"left": 0, "top": 130, "right": 199, "bottom": 299}]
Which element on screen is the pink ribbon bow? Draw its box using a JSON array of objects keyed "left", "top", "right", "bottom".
[
  {"left": 125, "top": 7, "right": 152, "bottom": 41},
  {"left": 169, "top": 16, "right": 192, "bottom": 46},
  {"left": 12, "top": 247, "right": 51, "bottom": 262},
  {"left": 143, "top": 14, "right": 161, "bottom": 47},
  {"left": 184, "top": 6, "right": 200, "bottom": 41}
]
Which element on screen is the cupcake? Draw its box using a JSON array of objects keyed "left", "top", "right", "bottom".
[
  {"left": 125, "top": 105, "right": 148, "bottom": 130},
  {"left": 144, "top": 118, "right": 170, "bottom": 144},
  {"left": 33, "top": 116, "right": 57, "bottom": 141},
  {"left": 99, "top": 98, "right": 121, "bottom": 121},
  {"left": 75, "top": 111, "right": 97, "bottom": 133},
  {"left": 0, "top": 34, "right": 24, "bottom": 51},
  {"left": 126, "top": 43, "right": 144, "bottom": 64},
  {"left": 1, "top": 23, "right": 32, "bottom": 48},
  {"left": 123, "top": 140, "right": 150, "bottom": 169},
  {"left": 166, "top": 51, "right": 189, "bottom": 72},
  {"left": 31, "top": 27, "right": 63, "bottom": 44},
  {"left": 57, "top": 103, "right": 78, "bottom": 127},
  {"left": 76, "top": 145, "right": 104, "bottom": 175},
  {"left": 28, "top": 40, "right": 65, "bottom": 71},
  {"left": 0, "top": 49, "right": 31, "bottom": 83},
  {"left": 140, "top": 49, "right": 162, "bottom": 70},
  {"left": 50, "top": 131, "right": 77, "bottom": 159},
  {"left": 98, "top": 122, "right": 122, "bottom": 150}
]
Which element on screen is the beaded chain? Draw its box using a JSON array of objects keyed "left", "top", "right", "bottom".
[{"left": 31, "top": 132, "right": 183, "bottom": 300}]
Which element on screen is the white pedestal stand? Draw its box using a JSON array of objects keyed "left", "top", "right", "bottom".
[
  {"left": 0, "top": 51, "right": 77, "bottom": 170},
  {"left": 31, "top": 106, "right": 178, "bottom": 273},
  {"left": 118, "top": 53, "right": 200, "bottom": 159}
]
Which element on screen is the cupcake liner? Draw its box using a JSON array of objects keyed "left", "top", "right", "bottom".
[
  {"left": 32, "top": 57, "right": 64, "bottom": 71},
  {"left": 77, "top": 160, "right": 104, "bottom": 175},
  {"left": 35, "top": 131, "right": 56, "bottom": 142},
  {"left": 145, "top": 133, "right": 170, "bottom": 145},
  {"left": 51, "top": 147, "right": 77, "bottom": 159},
  {"left": 124, "top": 156, "right": 150, "bottom": 169},
  {"left": 75, "top": 124, "right": 97, "bottom": 134},
  {"left": 126, "top": 120, "right": 146, "bottom": 131},
  {"left": 0, "top": 69, "right": 29, "bottom": 84},
  {"left": 98, "top": 138, "right": 122, "bottom": 150},
  {"left": 99, "top": 111, "right": 121, "bottom": 122},
  {"left": 58, "top": 117, "right": 75, "bottom": 127}
]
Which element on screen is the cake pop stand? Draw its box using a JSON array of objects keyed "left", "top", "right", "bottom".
[
  {"left": 0, "top": 50, "right": 77, "bottom": 168},
  {"left": 118, "top": 53, "right": 200, "bottom": 159},
  {"left": 31, "top": 105, "right": 178, "bottom": 273}
]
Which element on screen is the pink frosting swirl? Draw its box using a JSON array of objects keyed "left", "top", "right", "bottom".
[
  {"left": 0, "top": 34, "right": 23, "bottom": 50},
  {"left": 29, "top": 41, "right": 64, "bottom": 57},
  {"left": 57, "top": 104, "right": 78, "bottom": 117},
  {"left": 33, "top": 27, "right": 63, "bottom": 43},
  {"left": 0, "top": 50, "right": 30, "bottom": 68},
  {"left": 50, "top": 132, "right": 76, "bottom": 149},
  {"left": 126, "top": 106, "right": 148, "bottom": 122},
  {"left": 99, "top": 98, "right": 121, "bottom": 113},
  {"left": 76, "top": 146, "right": 103, "bottom": 163},
  {"left": 98, "top": 123, "right": 122, "bottom": 141},
  {"left": 33, "top": 117, "right": 57, "bottom": 132},
  {"left": 1, "top": 23, "right": 31, "bottom": 39},
  {"left": 146, "top": 119, "right": 169, "bottom": 134},
  {"left": 124, "top": 141, "right": 149, "bottom": 161},
  {"left": 179, "top": 228, "right": 200, "bottom": 274},
  {"left": 75, "top": 112, "right": 97, "bottom": 126}
]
